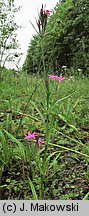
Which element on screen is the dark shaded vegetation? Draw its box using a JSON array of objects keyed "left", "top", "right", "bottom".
[{"left": 23, "top": 0, "right": 89, "bottom": 75}]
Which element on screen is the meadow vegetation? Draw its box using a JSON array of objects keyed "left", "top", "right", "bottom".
[
  {"left": 0, "top": 0, "right": 89, "bottom": 200},
  {"left": 0, "top": 69, "right": 89, "bottom": 199}
]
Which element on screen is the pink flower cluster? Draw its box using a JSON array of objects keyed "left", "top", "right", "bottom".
[
  {"left": 25, "top": 131, "right": 42, "bottom": 146},
  {"left": 48, "top": 74, "right": 65, "bottom": 82},
  {"left": 25, "top": 131, "right": 36, "bottom": 140}
]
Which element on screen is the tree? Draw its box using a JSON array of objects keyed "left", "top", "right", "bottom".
[
  {"left": 23, "top": 0, "right": 89, "bottom": 75},
  {"left": 63, "top": 0, "right": 89, "bottom": 72},
  {"left": 23, "top": 0, "right": 73, "bottom": 74},
  {"left": 0, "top": 0, "right": 21, "bottom": 68},
  {"left": 23, "top": 35, "right": 42, "bottom": 74}
]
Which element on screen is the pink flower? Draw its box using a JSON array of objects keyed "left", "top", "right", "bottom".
[
  {"left": 38, "top": 138, "right": 43, "bottom": 145},
  {"left": 48, "top": 74, "right": 65, "bottom": 82},
  {"left": 44, "top": 10, "right": 52, "bottom": 15},
  {"left": 54, "top": 75, "right": 59, "bottom": 79},
  {"left": 25, "top": 131, "right": 36, "bottom": 140},
  {"left": 48, "top": 74, "right": 56, "bottom": 80},
  {"left": 57, "top": 74, "right": 65, "bottom": 82}
]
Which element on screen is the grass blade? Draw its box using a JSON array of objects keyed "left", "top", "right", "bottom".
[
  {"left": 58, "top": 113, "right": 77, "bottom": 131},
  {"left": 4, "top": 130, "right": 25, "bottom": 158},
  {"left": 50, "top": 92, "right": 75, "bottom": 111},
  {"left": 49, "top": 143, "right": 89, "bottom": 158},
  {"left": 32, "top": 102, "right": 45, "bottom": 124},
  {"left": 54, "top": 129, "right": 83, "bottom": 146},
  {"left": 0, "top": 130, "right": 9, "bottom": 163},
  {"left": 28, "top": 177, "right": 38, "bottom": 200},
  {"left": 83, "top": 192, "right": 89, "bottom": 200}
]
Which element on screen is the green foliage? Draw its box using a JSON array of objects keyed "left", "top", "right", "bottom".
[
  {"left": 0, "top": 70, "right": 89, "bottom": 199},
  {"left": 23, "top": 0, "right": 89, "bottom": 75}
]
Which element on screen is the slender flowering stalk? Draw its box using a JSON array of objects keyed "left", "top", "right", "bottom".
[
  {"left": 36, "top": 5, "right": 52, "bottom": 199},
  {"left": 28, "top": 5, "right": 53, "bottom": 199}
]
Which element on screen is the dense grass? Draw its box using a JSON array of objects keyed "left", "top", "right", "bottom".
[{"left": 0, "top": 70, "right": 89, "bottom": 199}]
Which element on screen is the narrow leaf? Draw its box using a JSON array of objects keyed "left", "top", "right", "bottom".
[
  {"left": 0, "top": 130, "right": 8, "bottom": 163},
  {"left": 83, "top": 192, "right": 89, "bottom": 200},
  {"left": 49, "top": 143, "right": 89, "bottom": 158},
  {"left": 28, "top": 177, "right": 38, "bottom": 200},
  {"left": 50, "top": 92, "right": 75, "bottom": 111},
  {"left": 4, "top": 130, "right": 25, "bottom": 157},
  {"left": 32, "top": 102, "right": 45, "bottom": 124}
]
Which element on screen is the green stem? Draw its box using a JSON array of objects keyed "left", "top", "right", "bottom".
[
  {"left": 39, "top": 174, "right": 44, "bottom": 199},
  {"left": 41, "top": 35, "right": 46, "bottom": 76},
  {"left": 40, "top": 33, "right": 50, "bottom": 199}
]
